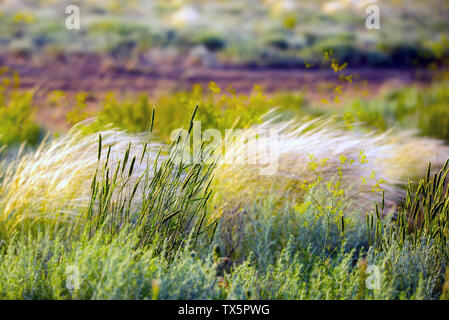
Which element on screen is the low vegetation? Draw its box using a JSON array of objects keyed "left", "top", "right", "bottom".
[
  {"left": 1, "top": 0, "right": 448, "bottom": 68},
  {"left": 1, "top": 0, "right": 448, "bottom": 302},
  {"left": 1, "top": 84, "right": 449, "bottom": 298}
]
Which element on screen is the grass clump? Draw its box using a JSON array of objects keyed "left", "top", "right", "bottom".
[
  {"left": 342, "top": 82, "right": 449, "bottom": 141},
  {"left": 0, "top": 68, "right": 40, "bottom": 147}
]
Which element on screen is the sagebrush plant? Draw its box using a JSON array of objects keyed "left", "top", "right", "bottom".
[
  {"left": 368, "top": 160, "right": 449, "bottom": 258},
  {"left": 0, "top": 224, "right": 445, "bottom": 299}
]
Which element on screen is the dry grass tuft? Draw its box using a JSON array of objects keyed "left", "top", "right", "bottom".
[{"left": 0, "top": 123, "right": 162, "bottom": 237}]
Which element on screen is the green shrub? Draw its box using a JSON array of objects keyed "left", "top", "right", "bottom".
[{"left": 193, "top": 32, "right": 227, "bottom": 51}]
